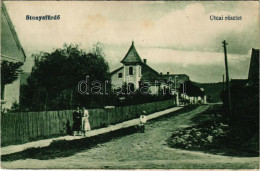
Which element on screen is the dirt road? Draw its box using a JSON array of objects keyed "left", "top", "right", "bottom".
[{"left": 1, "top": 105, "right": 258, "bottom": 169}]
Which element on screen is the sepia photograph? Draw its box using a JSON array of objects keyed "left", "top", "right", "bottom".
[{"left": 1, "top": 0, "right": 259, "bottom": 169}]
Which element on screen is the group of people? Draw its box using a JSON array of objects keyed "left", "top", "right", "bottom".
[
  {"left": 72, "top": 107, "right": 91, "bottom": 136},
  {"left": 71, "top": 107, "right": 148, "bottom": 136}
]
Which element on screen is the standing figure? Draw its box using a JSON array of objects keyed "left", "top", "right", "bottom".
[
  {"left": 66, "top": 119, "right": 72, "bottom": 135},
  {"left": 82, "top": 107, "right": 91, "bottom": 136},
  {"left": 72, "top": 107, "right": 82, "bottom": 136},
  {"left": 140, "top": 111, "right": 147, "bottom": 133}
]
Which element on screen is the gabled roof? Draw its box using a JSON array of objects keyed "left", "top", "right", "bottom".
[
  {"left": 140, "top": 64, "right": 161, "bottom": 81},
  {"left": 1, "top": 2, "right": 26, "bottom": 62},
  {"left": 159, "top": 74, "right": 190, "bottom": 88},
  {"left": 161, "top": 74, "right": 189, "bottom": 81},
  {"left": 121, "top": 41, "right": 143, "bottom": 64},
  {"left": 110, "top": 66, "right": 123, "bottom": 75}
]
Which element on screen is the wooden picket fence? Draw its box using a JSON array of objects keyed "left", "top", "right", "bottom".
[{"left": 1, "top": 99, "right": 176, "bottom": 146}]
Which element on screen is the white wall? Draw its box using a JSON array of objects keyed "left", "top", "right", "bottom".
[
  {"left": 2, "top": 76, "right": 21, "bottom": 109},
  {"left": 149, "top": 85, "right": 160, "bottom": 95},
  {"left": 111, "top": 68, "right": 124, "bottom": 89},
  {"left": 123, "top": 65, "right": 141, "bottom": 89},
  {"left": 111, "top": 64, "right": 142, "bottom": 90}
]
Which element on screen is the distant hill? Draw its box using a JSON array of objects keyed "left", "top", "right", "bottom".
[{"left": 193, "top": 82, "right": 223, "bottom": 103}]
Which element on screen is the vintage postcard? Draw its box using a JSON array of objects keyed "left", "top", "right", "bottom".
[{"left": 1, "top": 0, "right": 259, "bottom": 169}]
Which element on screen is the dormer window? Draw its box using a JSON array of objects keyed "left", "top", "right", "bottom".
[
  {"left": 118, "top": 73, "right": 122, "bottom": 78},
  {"left": 129, "top": 66, "right": 133, "bottom": 75}
]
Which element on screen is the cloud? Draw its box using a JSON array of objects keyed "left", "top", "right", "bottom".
[
  {"left": 141, "top": 2, "right": 259, "bottom": 54},
  {"left": 6, "top": 1, "right": 259, "bottom": 54},
  {"left": 4, "top": 1, "right": 259, "bottom": 82}
]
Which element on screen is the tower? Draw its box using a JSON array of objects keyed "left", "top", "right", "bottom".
[{"left": 121, "top": 41, "right": 143, "bottom": 90}]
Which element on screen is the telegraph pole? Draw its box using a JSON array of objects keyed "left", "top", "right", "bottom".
[
  {"left": 222, "top": 40, "right": 231, "bottom": 113},
  {"left": 222, "top": 74, "right": 225, "bottom": 91}
]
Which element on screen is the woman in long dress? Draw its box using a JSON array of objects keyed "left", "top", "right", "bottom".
[
  {"left": 72, "top": 107, "right": 82, "bottom": 136},
  {"left": 82, "top": 108, "right": 91, "bottom": 136}
]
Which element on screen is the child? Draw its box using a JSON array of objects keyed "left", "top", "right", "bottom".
[{"left": 140, "top": 111, "right": 147, "bottom": 133}]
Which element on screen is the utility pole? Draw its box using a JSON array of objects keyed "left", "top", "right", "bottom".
[
  {"left": 174, "top": 76, "right": 178, "bottom": 92},
  {"left": 222, "top": 40, "right": 231, "bottom": 113},
  {"left": 222, "top": 74, "right": 225, "bottom": 91}
]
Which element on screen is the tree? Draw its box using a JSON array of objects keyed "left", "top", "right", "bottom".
[
  {"left": 1, "top": 60, "right": 23, "bottom": 100},
  {"left": 21, "top": 43, "right": 110, "bottom": 111}
]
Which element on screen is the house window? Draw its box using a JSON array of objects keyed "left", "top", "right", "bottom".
[
  {"left": 118, "top": 73, "right": 122, "bottom": 78},
  {"left": 128, "top": 83, "right": 135, "bottom": 92},
  {"left": 129, "top": 66, "right": 133, "bottom": 75}
]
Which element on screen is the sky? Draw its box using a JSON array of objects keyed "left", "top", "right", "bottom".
[{"left": 4, "top": 1, "right": 260, "bottom": 83}]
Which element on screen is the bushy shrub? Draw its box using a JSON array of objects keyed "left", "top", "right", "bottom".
[{"left": 168, "top": 122, "right": 229, "bottom": 150}]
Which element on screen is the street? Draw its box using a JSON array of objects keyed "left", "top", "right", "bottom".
[{"left": 1, "top": 105, "right": 258, "bottom": 169}]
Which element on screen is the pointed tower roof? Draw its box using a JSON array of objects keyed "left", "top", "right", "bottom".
[{"left": 121, "top": 41, "right": 143, "bottom": 64}]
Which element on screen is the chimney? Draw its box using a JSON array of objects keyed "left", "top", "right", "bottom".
[
  {"left": 143, "top": 59, "right": 147, "bottom": 64},
  {"left": 160, "top": 72, "right": 162, "bottom": 75},
  {"left": 167, "top": 72, "right": 169, "bottom": 75}
]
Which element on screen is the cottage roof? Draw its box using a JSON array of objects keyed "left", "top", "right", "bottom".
[
  {"left": 110, "top": 66, "right": 123, "bottom": 75},
  {"left": 1, "top": 3, "right": 26, "bottom": 62},
  {"left": 140, "top": 64, "right": 161, "bottom": 81},
  {"left": 121, "top": 41, "right": 143, "bottom": 64},
  {"left": 110, "top": 64, "right": 161, "bottom": 81},
  {"left": 161, "top": 74, "right": 190, "bottom": 82}
]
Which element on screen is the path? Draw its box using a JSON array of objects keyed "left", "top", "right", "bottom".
[
  {"left": 1, "top": 107, "right": 182, "bottom": 155},
  {"left": 1, "top": 105, "right": 259, "bottom": 169}
]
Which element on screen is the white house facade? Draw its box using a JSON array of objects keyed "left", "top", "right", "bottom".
[
  {"left": 111, "top": 41, "right": 170, "bottom": 95},
  {"left": 1, "top": 3, "right": 26, "bottom": 110}
]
